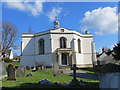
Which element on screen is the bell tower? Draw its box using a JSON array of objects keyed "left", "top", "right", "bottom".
[{"left": 54, "top": 16, "right": 60, "bottom": 29}]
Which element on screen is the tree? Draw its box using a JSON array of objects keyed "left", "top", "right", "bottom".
[
  {"left": 113, "top": 43, "right": 120, "bottom": 60},
  {"left": 0, "top": 22, "right": 18, "bottom": 59}
]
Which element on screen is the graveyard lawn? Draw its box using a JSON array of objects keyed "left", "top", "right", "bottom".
[
  {"left": 4, "top": 61, "right": 20, "bottom": 67},
  {"left": 2, "top": 69, "right": 99, "bottom": 88}
]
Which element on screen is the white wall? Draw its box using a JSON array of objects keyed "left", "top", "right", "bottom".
[
  {"left": 20, "top": 56, "right": 35, "bottom": 66},
  {"left": 35, "top": 34, "right": 51, "bottom": 55},
  {"left": 51, "top": 34, "right": 74, "bottom": 52},
  {"left": 76, "top": 53, "right": 84, "bottom": 64},
  {"left": 22, "top": 38, "right": 34, "bottom": 55},
  {"left": 35, "top": 54, "right": 54, "bottom": 66},
  {"left": 9, "top": 51, "right": 13, "bottom": 59},
  {"left": 21, "top": 28, "right": 96, "bottom": 67}
]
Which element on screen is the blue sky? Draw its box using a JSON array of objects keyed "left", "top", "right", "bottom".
[{"left": 2, "top": 1, "right": 118, "bottom": 55}]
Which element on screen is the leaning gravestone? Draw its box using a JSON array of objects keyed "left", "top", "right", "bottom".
[
  {"left": 7, "top": 64, "right": 16, "bottom": 81},
  {"left": 16, "top": 65, "right": 26, "bottom": 77}
]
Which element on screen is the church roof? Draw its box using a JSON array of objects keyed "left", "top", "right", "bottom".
[{"left": 22, "top": 27, "right": 93, "bottom": 38}]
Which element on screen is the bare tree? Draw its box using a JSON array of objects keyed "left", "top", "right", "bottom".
[{"left": 0, "top": 22, "right": 18, "bottom": 59}]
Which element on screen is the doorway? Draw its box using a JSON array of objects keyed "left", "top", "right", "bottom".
[{"left": 61, "top": 53, "right": 68, "bottom": 65}]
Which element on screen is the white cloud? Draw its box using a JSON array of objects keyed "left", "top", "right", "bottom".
[
  {"left": 4, "top": 0, "right": 45, "bottom": 16},
  {"left": 80, "top": 7, "right": 118, "bottom": 35},
  {"left": 47, "top": 7, "right": 62, "bottom": 21}
]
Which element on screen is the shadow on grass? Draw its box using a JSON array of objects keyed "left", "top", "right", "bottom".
[
  {"left": 80, "top": 68, "right": 98, "bottom": 74},
  {"left": 69, "top": 73, "right": 99, "bottom": 80},
  {"left": 2, "top": 82, "right": 99, "bottom": 89}
]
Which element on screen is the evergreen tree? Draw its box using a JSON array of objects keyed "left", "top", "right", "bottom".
[{"left": 113, "top": 43, "right": 120, "bottom": 60}]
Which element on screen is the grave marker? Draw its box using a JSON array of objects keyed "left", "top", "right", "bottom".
[
  {"left": 16, "top": 65, "right": 26, "bottom": 77},
  {"left": 7, "top": 64, "right": 16, "bottom": 81},
  {"left": 70, "top": 64, "right": 79, "bottom": 85}
]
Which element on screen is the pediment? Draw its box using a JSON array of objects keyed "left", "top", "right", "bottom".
[{"left": 50, "top": 27, "right": 74, "bottom": 33}]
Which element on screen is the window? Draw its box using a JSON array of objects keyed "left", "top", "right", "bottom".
[
  {"left": 60, "top": 37, "right": 67, "bottom": 48},
  {"left": 61, "top": 29, "right": 64, "bottom": 32},
  {"left": 78, "top": 39, "right": 81, "bottom": 53},
  {"left": 38, "top": 39, "right": 44, "bottom": 54}
]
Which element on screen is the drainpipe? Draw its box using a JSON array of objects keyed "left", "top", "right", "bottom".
[{"left": 91, "top": 41, "right": 95, "bottom": 67}]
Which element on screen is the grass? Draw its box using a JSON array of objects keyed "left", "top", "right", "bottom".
[
  {"left": 2, "top": 61, "right": 99, "bottom": 88},
  {"left": 4, "top": 61, "right": 20, "bottom": 67},
  {"left": 80, "top": 68, "right": 98, "bottom": 75},
  {"left": 2, "top": 69, "right": 99, "bottom": 88}
]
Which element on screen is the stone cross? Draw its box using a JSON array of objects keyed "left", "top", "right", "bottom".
[
  {"left": 7, "top": 64, "right": 16, "bottom": 81},
  {"left": 71, "top": 64, "right": 79, "bottom": 81}
]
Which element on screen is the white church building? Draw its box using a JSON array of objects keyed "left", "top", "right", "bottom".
[{"left": 20, "top": 20, "right": 97, "bottom": 68}]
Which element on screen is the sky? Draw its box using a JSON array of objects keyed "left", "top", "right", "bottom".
[{"left": 1, "top": 0, "right": 119, "bottom": 55}]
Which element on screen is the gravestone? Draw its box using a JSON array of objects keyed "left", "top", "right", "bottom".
[
  {"left": 99, "top": 72, "right": 120, "bottom": 89},
  {"left": 7, "top": 64, "right": 16, "bottom": 81},
  {"left": 70, "top": 64, "right": 79, "bottom": 85},
  {"left": 35, "top": 61, "right": 46, "bottom": 71},
  {"left": 53, "top": 70, "right": 63, "bottom": 76},
  {"left": 26, "top": 72, "right": 34, "bottom": 77},
  {"left": 26, "top": 66, "right": 31, "bottom": 71},
  {"left": 53, "top": 59, "right": 60, "bottom": 70},
  {"left": 16, "top": 65, "right": 26, "bottom": 77},
  {"left": 0, "top": 61, "right": 6, "bottom": 75},
  {"left": 53, "top": 59, "right": 63, "bottom": 76}
]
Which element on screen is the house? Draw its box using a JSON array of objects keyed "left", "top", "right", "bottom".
[
  {"left": 20, "top": 20, "right": 97, "bottom": 68},
  {"left": 97, "top": 48, "right": 120, "bottom": 65},
  {"left": 3, "top": 50, "right": 13, "bottom": 60}
]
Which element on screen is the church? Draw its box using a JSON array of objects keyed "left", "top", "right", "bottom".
[{"left": 20, "top": 19, "right": 97, "bottom": 68}]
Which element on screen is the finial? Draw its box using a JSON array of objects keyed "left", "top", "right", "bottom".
[{"left": 55, "top": 16, "right": 58, "bottom": 20}]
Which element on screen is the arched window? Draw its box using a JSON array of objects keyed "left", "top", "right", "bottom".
[
  {"left": 78, "top": 39, "right": 81, "bottom": 53},
  {"left": 38, "top": 39, "right": 44, "bottom": 54},
  {"left": 60, "top": 37, "right": 67, "bottom": 48}
]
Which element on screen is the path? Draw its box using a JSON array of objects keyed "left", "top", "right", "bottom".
[{"left": 62, "top": 69, "right": 99, "bottom": 80}]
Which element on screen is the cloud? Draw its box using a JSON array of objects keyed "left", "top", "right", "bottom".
[
  {"left": 47, "top": 7, "right": 62, "bottom": 21},
  {"left": 80, "top": 7, "right": 118, "bottom": 35},
  {"left": 4, "top": 0, "right": 45, "bottom": 16}
]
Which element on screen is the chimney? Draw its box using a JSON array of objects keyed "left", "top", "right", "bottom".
[{"left": 102, "top": 48, "right": 105, "bottom": 53}]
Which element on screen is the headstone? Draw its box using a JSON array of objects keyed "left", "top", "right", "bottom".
[
  {"left": 53, "top": 59, "right": 59, "bottom": 70},
  {"left": 53, "top": 70, "right": 63, "bottom": 76},
  {"left": 7, "top": 64, "right": 16, "bottom": 81},
  {"left": 99, "top": 72, "right": 120, "bottom": 89},
  {"left": 70, "top": 64, "right": 79, "bottom": 85},
  {"left": 16, "top": 65, "right": 26, "bottom": 77},
  {"left": 35, "top": 61, "right": 46, "bottom": 71},
  {"left": 26, "top": 72, "right": 34, "bottom": 77},
  {"left": 26, "top": 66, "right": 31, "bottom": 71},
  {"left": 52, "top": 59, "right": 62, "bottom": 76},
  {"left": 0, "top": 61, "right": 6, "bottom": 75}
]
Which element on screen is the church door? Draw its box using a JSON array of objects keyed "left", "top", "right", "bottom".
[{"left": 61, "top": 53, "right": 68, "bottom": 65}]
